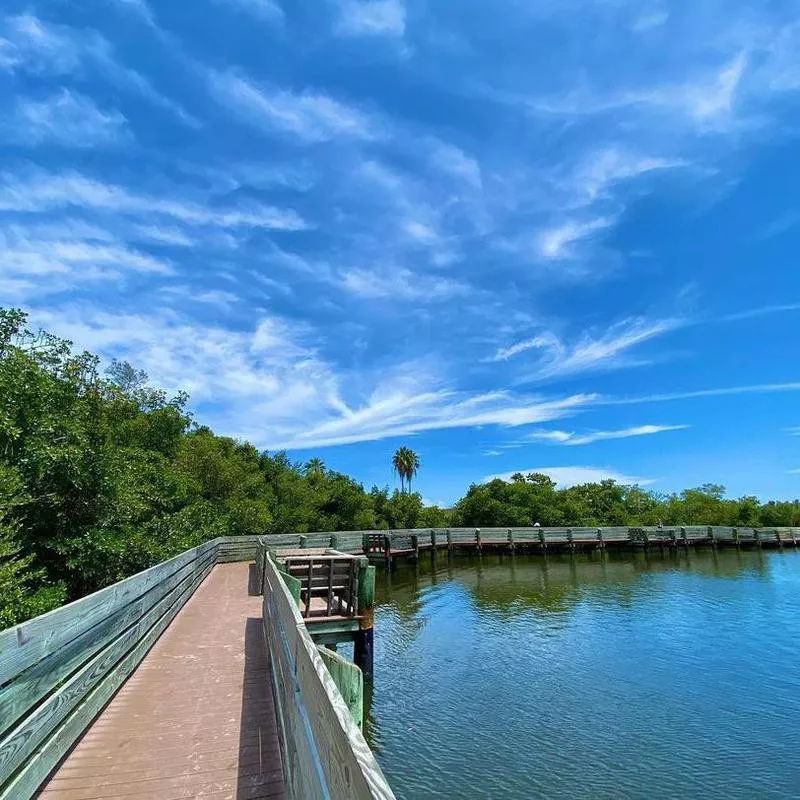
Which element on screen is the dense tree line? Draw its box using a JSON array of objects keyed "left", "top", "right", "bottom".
[
  {"left": 449, "top": 474, "right": 800, "bottom": 529},
  {"left": 1, "top": 308, "right": 798, "bottom": 627},
  {"left": 0, "top": 310, "right": 445, "bottom": 627}
]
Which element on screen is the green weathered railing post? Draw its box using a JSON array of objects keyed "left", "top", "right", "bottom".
[
  {"left": 475, "top": 528, "right": 482, "bottom": 551},
  {"left": 354, "top": 561, "right": 376, "bottom": 680},
  {"left": 299, "top": 535, "right": 308, "bottom": 549},
  {"left": 317, "top": 647, "right": 364, "bottom": 729},
  {"left": 538, "top": 527, "right": 547, "bottom": 551},
  {"left": 330, "top": 534, "right": 338, "bottom": 549},
  {"left": 597, "top": 528, "right": 605, "bottom": 549},
  {"left": 507, "top": 528, "right": 515, "bottom": 552},
  {"left": 567, "top": 528, "right": 574, "bottom": 551},
  {"left": 411, "top": 534, "right": 420, "bottom": 561},
  {"left": 708, "top": 526, "right": 715, "bottom": 547}
]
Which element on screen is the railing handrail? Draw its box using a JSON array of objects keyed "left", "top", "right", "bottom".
[{"left": 261, "top": 550, "right": 395, "bottom": 800}]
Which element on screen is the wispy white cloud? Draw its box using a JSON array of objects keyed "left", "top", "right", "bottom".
[
  {"left": 1, "top": 228, "right": 172, "bottom": 299},
  {"left": 537, "top": 216, "right": 615, "bottom": 259},
  {"left": 632, "top": 9, "right": 669, "bottom": 32},
  {"left": 215, "top": 0, "right": 285, "bottom": 22},
  {"left": 6, "top": 89, "right": 129, "bottom": 147},
  {"left": 159, "top": 286, "right": 241, "bottom": 310},
  {"left": 339, "top": 266, "right": 468, "bottom": 301},
  {"left": 527, "top": 423, "right": 689, "bottom": 446},
  {"left": 637, "top": 52, "right": 749, "bottom": 129},
  {"left": 489, "top": 317, "right": 684, "bottom": 380},
  {"left": 273, "top": 388, "right": 595, "bottom": 449},
  {"left": 525, "top": 51, "right": 750, "bottom": 134},
  {"left": 111, "top": 0, "right": 158, "bottom": 27},
  {"left": 425, "top": 138, "right": 482, "bottom": 189},
  {"left": 484, "top": 466, "right": 654, "bottom": 487},
  {"left": 0, "top": 14, "right": 198, "bottom": 126},
  {"left": 334, "top": 0, "right": 406, "bottom": 38},
  {"left": 208, "top": 70, "right": 376, "bottom": 142},
  {"left": 486, "top": 333, "right": 562, "bottom": 363},
  {"left": 130, "top": 224, "right": 195, "bottom": 247},
  {"left": 0, "top": 169, "right": 307, "bottom": 230},
  {"left": 604, "top": 382, "right": 800, "bottom": 406},
  {"left": 718, "top": 303, "right": 800, "bottom": 323},
  {"left": 33, "top": 305, "right": 597, "bottom": 450},
  {"left": 572, "top": 148, "right": 687, "bottom": 203}
]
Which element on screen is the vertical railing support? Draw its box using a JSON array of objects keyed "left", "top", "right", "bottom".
[{"left": 354, "top": 561, "right": 375, "bottom": 680}]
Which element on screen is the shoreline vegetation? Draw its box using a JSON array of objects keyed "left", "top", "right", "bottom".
[{"left": 2, "top": 306, "right": 799, "bottom": 628}]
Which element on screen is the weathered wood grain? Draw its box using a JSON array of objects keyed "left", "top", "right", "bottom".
[
  {"left": 262, "top": 554, "right": 395, "bottom": 800},
  {"left": 0, "top": 549, "right": 214, "bottom": 738},
  {"left": 0, "top": 556, "right": 213, "bottom": 786},
  {"left": 0, "top": 539, "right": 217, "bottom": 687},
  {"left": 0, "top": 562, "right": 213, "bottom": 800}
]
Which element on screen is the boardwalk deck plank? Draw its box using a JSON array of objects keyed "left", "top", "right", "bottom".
[{"left": 34, "top": 563, "right": 284, "bottom": 800}]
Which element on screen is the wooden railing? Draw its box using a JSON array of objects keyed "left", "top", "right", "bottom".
[
  {"left": 0, "top": 537, "right": 237, "bottom": 800},
  {"left": 261, "top": 551, "right": 395, "bottom": 800}
]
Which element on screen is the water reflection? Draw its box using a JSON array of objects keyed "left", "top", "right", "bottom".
[
  {"left": 367, "top": 549, "right": 799, "bottom": 800},
  {"left": 375, "top": 548, "right": 770, "bottom": 621}
]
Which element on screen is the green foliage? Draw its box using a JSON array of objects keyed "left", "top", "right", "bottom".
[
  {"left": 0, "top": 309, "right": 449, "bottom": 626},
  {"left": 451, "top": 473, "right": 800, "bottom": 529},
  {"left": 1, "top": 307, "right": 799, "bottom": 628}
]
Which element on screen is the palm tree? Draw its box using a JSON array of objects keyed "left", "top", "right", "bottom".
[
  {"left": 304, "top": 457, "right": 325, "bottom": 477},
  {"left": 392, "top": 447, "right": 420, "bottom": 493},
  {"left": 392, "top": 449, "right": 406, "bottom": 492}
]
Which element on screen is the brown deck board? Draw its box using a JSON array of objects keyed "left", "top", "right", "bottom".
[{"left": 37, "top": 562, "right": 285, "bottom": 800}]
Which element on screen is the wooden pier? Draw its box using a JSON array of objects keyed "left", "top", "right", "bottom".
[
  {"left": 0, "top": 536, "right": 394, "bottom": 800},
  {"left": 2, "top": 524, "right": 798, "bottom": 799},
  {"left": 357, "top": 525, "right": 800, "bottom": 566},
  {"left": 254, "top": 546, "right": 376, "bottom": 680}
]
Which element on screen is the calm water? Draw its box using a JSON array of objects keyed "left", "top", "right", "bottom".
[{"left": 363, "top": 549, "right": 800, "bottom": 799}]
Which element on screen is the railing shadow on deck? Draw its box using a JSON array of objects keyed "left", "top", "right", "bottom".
[{"left": 238, "top": 617, "right": 285, "bottom": 800}]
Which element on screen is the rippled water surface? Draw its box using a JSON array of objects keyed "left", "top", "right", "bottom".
[{"left": 363, "top": 549, "right": 800, "bottom": 799}]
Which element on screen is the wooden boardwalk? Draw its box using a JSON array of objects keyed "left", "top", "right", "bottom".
[{"left": 35, "top": 563, "right": 284, "bottom": 800}]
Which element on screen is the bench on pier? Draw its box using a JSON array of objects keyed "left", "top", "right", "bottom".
[{"left": 278, "top": 550, "right": 368, "bottom": 621}]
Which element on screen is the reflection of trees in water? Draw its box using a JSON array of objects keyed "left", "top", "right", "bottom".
[
  {"left": 365, "top": 548, "right": 777, "bottom": 752},
  {"left": 376, "top": 548, "right": 771, "bottom": 622}
]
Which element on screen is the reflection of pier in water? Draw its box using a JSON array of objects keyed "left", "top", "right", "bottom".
[{"left": 375, "top": 547, "right": 773, "bottom": 621}]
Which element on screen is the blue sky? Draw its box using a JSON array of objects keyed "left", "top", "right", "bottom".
[{"left": 2, "top": 0, "right": 800, "bottom": 506}]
